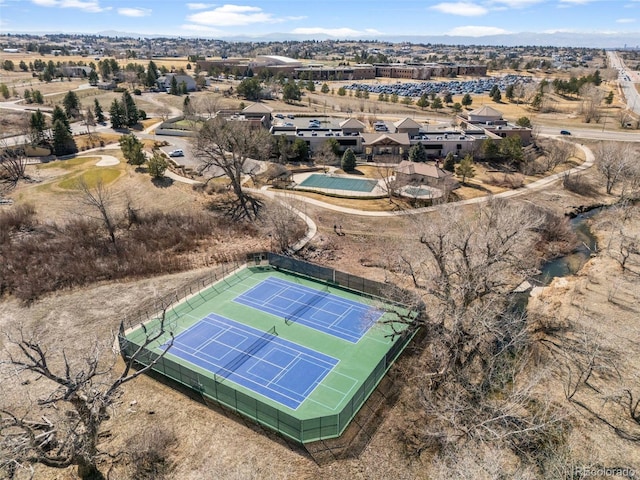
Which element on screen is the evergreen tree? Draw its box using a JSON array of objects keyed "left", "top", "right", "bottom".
[
  {"left": 431, "top": 97, "right": 443, "bottom": 110},
  {"left": 321, "top": 83, "right": 330, "bottom": 94},
  {"left": 237, "top": 77, "right": 261, "bottom": 100},
  {"left": 94, "top": 99, "right": 105, "bottom": 123},
  {"left": 51, "top": 119, "right": 77, "bottom": 156},
  {"left": 121, "top": 91, "right": 139, "bottom": 127},
  {"left": 183, "top": 95, "right": 193, "bottom": 116},
  {"left": 408, "top": 143, "right": 427, "bottom": 163},
  {"left": 341, "top": 148, "right": 357, "bottom": 172},
  {"left": 63, "top": 90, "right": 80, "bottom": 119},
  {"left": 291, "top": 138, "right": 309, "bottom": 162},
  {"left": 29, "top": 109, "right": 47, "bottom": 145},
  {"left": 146, "top": 61, "right": 159, "bottom": 87},
  {"left": 170, "top": 75, "right": 179, "bottom": 95},
  {"left": 516, "top": 116, "right": 532, "bottom": 128},
  {"left": 282, "top": 82, "right": 301, "bottom": 103},
  {"left": 461, "top": 93, "right": 473, "bottom": 108},
  {"left": 605, "top": 91, "right": 614, "bottom": 105},
  {"left": 23, "top": 89, "right": 32, "bottom": 104},
  {"left": 443, "top": 152, "right": 456, "bottom": 172},
  {"left": 118, "top": 134, "right": 145, "bottom": 166},
  {"left": 482, "top": 138, "right": 500, "bottom": 160},
  {"left": 147, "top": 151, "right": 168, "bottom": 178},
  {"left": 505, "top": 84, "right": 515, "bottom": 102},
  {"left": 416, "top": 93, "right": 429, "bottom": 110},
  {"left": 456, "top": 154, "right": 476, "bottom": 184},
  {"left": 499, "top": 136, "right": 524, "bottom": 166},
  {"left": 31, "top": 89, "right": 44, "bottom": 104},
  {"left": 109, "top": 99, "right": 124, "bottom": 129},
  {"left": 88, "top": 69, "right": 99, "bottom": 86},
  {"left": 51, "top": 105, "right": 70, "bottom": 131}
]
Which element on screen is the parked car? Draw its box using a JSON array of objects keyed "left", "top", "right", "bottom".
[
  {"left": 275, "top": 113, "right": 284, "bottom": 119},
  {"left": 560, "top": 130, "right": 571, "bottom": 135},
  {"left": 169, "top": 149, "right": 184, "bottom": 157}
]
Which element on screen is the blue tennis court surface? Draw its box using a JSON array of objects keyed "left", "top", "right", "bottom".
[
  {"left": 233, "top": 277, "right": 383, "bottom": 343},
  {"left": 165, "top": 314, "right": 338, "bottom": 410}
]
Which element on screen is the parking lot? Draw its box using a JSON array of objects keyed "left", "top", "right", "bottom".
[{"left": 344, "top": 74, "right": 535, "bottom": 98}]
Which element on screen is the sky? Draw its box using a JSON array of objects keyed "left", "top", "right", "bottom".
[{"left": 0, "top": 0, "right": 639, "bottom": 39}]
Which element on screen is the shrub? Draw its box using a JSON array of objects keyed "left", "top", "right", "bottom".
[
  {"left": 562, "top": 172, "right": 598, "bottom": 196},
  {"left": 341, "top": 148, "right": 356, "bottom": 172}
]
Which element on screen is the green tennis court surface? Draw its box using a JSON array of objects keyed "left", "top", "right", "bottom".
[
  {"left": 122, "top": 263, "right": 414, "bottom": 443},
  {"left": 298, "top": 173, "right": 378, "bottom": 192}
]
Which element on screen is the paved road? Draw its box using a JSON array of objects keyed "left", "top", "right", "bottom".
[{"left": 608, "top": 50, "right": 640, "bottom": 116}]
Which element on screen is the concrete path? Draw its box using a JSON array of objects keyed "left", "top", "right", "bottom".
[
  {"left": 95, "top": 155, "right": 120, "bottom": 166},
  {"left": 254, "top": 142, "right": 595, "bottom": 217}
]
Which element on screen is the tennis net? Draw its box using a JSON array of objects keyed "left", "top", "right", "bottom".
[
  {"left": 216, "top": 326, "right": 278, "bottom": 381},
  {"left": 284, "top": 286, "right": 329, "bottom": 326}
]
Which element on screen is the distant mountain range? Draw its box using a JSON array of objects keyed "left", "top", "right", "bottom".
[
  {"left": 9, "top": 29, "right": 640, "bottom": 49},
  {"left": 94, "top": 30, "right": 640, "bottom": 48}
]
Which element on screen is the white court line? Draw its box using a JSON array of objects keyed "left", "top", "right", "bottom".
[
  {"left": 169, "top": 323, "right": 338, "bottom": 409},
  {"left": 306, "top": 372, "right": 359, "bottom": 411}
]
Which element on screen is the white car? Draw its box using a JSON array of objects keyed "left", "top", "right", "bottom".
[{"left": 169, "top": 149, "right": 184, "bottom": 157}]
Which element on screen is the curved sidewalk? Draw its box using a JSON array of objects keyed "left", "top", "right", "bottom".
[{"left": 257, "top": 143, "right": 595, "bottom": 217}]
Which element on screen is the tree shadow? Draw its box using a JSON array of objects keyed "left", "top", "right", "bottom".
[
  {"left": 462, "top": 182, "right": 493, "bottom": 193},
  {"left": 152, "top": 176, "right": 174, "bottom": 188}
]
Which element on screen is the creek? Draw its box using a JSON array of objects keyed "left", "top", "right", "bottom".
[{"left": 535, "top": 207, "right": 601, "bottom": 286}]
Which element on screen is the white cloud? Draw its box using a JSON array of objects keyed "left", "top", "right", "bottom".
[
  {"left": 32, "top": 0, "right": 59, "bottom": 6},
  {"left": 488, "top": 0, "right": 543, "bottom": 7},
  {"left": 186, "top": 2, "right": 214, "bottom": 9},
  {"left": 187, "top": 4, "right": 274, "bottom": 26},
  {"left": 447, "top": 25, "right": 511, "bottom": 36},
  {"left": 559, "top": 0, "right": 597, "bottom": 4},
  {"left": 31, "top": 0, "right": 109, "bottom": 12},
  {"left": 180, "top": 23, "right": 223, "bottom": 33},
  {"left": 430, "top": 2, "right": 488, "bottom": 16},
  {"left": 118, "top": 7, "right": 151, "bottom": 17},
  {"left": 616, "top": 17, "right": 636, "bottom": 23},
  {"left": 291, "top": 27, "right": 371, "bottom": 37}
]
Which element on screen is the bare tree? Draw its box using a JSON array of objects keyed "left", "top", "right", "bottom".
[
  {"left": 314, "top": 139, "right": 338, "bottom": 173},
  {"left": 0, "top": 311, "right": 174, "bottom": 479},
  {"left": 260, "top": 196, "right": 307, "bottom": 252},
  {"left": 385, "top": 200, "right": 565, "bottom": 465},
  {"left": 594, "top": 141, "right": 633, "bottom": 195},
  {"left": 194, "top": 117, "right": 272, "bottom": 220},
  {"left": 374, "top": 164, "right": 399, "bottom": 204},
  {"left": 198, "top": 94, "right": 222, "bottom": 119},
  {"left": 579, "top": 84, "right": 605, "bottom": 123},
  {"left": 76, "top": 179, "right": 118, "bottom": 247},
  {"left": 543, "top": 139, "right": 575, "bottom": 172},
  {"left": 0, "top": 141, "right": 29, "bottom": 193},
  {"left": 618, "top": 108, "right": 634, "bottom": 128}
]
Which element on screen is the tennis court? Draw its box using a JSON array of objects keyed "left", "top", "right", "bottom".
[
  {"left": 164, "top": 314, "right": 338, "bottom": 409},
  {"left": 121, "top": 257, "right": 415, "bottom": 443},
  {"left": 297, "top": 173, "right": 378, "bottom": 192},
  {"left": 234, "top": 277, "right": 382, "bottom": 343}
]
